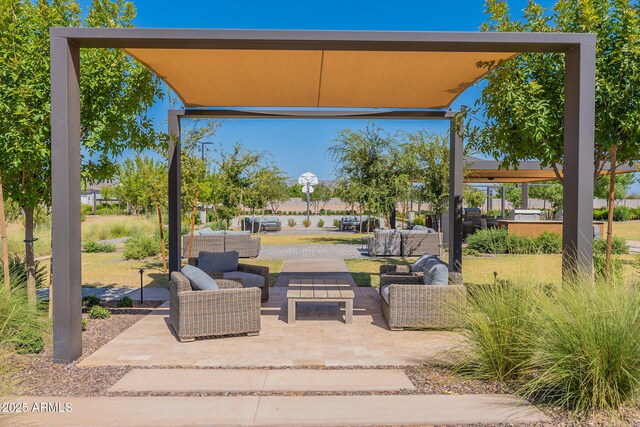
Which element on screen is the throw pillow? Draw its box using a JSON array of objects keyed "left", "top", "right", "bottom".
[
  {"left": 423, "top": 262, "right": 449, "bottom": 285},
  {"left": 411, "top": 253, "right": 438, "bottom": 272},
  {"left": 198, "top": 251, "right": 239, "bottom": 273},
  {"left": 181, "top": 265, "right": 219, "bottom": 291}
]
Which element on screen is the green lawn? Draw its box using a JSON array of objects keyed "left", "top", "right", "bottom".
[
  {"left": 346, "top": 254, "right": 640, "bottom": 287},
  {"left": 609, "top": 220, "right": 640, "bottom": 241}
]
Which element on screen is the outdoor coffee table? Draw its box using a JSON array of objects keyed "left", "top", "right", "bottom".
[{"left": 287, "top": 278, "right": 355, "bottom": 324}]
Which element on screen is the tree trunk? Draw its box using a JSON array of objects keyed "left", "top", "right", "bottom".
[
  {"left": 0, "top": 171, "right": 10, "bottom": 297},
  {"left": 48, "top": 250, "right": 53, "bottom": 319},
  {"left": 23, "top": 206, "right": 36, "bottom": 306},
  {"left": 187, "top": 186, "right": 199, "bottom": 258},
  {"left": 605, "top": 145, "right": 618, "bottom": 284},
  {"left": 390, "top": 206, "right": 397, "bottom": 230},
  {"left": 157, "top": 204, "right": 167, "bottom": 273}
]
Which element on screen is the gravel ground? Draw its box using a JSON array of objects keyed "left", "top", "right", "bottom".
[{"left": 6, "top": 305, "right": 640, "bottom": 426}]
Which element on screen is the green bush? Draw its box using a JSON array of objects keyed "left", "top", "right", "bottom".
[
  {"left": 592, "top": 206, "right": 634, "bottom": 221},
  {"left": 456, "top": 282, "right": 538, "bottom": 381},
  {"left": 82, "top": 318, "right": 88, "bottom": 331},
  {"left": 0, "top": 290, "right": 49, "bottom": 355},
  {"left": 82, "top": 295, "right": 101, "bottom": 308},
  {"left": 466, "top": 229, "right": 562, "bottom": 255},
  {"left": 332, "top": 219, "right": 340, "bottom": 228},
  {"left": 123, "top": 235, "right": 161, "bottom": 260},
  {"left": 287, "top": 218, "right": 296, "bottom": 228},
  {"left": 523, "top": 281, "right": 640, "bottom": 411},
  {"left": 89, "top": 305, "right": 111, "bottom": 319},
  {"left": 81, "top": 204, "right": 94, "bottom": 215},
  {"left": 593, "top": 254, "right": 624, "bottom": 283},
  {"left": 116, "top": 296, "right": 134, "bottom": 308},
  {"left": 594, "top": 235, "right": 628, "bottom": 255},
  {"left": 82, "top": 241, "right": 116, "bottom": 253},
  {"left": 317, "top": 219, "right": 325, "bottom": 228},
  {"left": 302, "top": 218, "right": 311, "bottom": 227}
]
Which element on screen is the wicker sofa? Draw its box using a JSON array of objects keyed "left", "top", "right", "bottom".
[
  {"left": 182, "top": 231, "right": 261, "bottom": 258},
  {"left": 169, "top": 271, "right": 261, "bottom": 342},
  {"left": 366, "top": 229, "right": 402, "bottom": 256},
  {"left": 399, "top": 230, "right": 443, "bottom": 257},
  {"left": 188, "top": 257, "right": 270, "bottom": 302},
  {"left": 379, "top": 263, "right": 465, "bottom": 330}
]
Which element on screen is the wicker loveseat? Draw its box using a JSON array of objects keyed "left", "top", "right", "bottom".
[
  {"left": 366, "top": 229, "right": 402, "bottom": 256},
  {"left": 379, "top": 263, "right": 465, "bottom": 330},
  {"left": 169, "top": 271, "right": 261, "bottom": 342},
  {"left": 182, "top": 230, "right": 261, "bottom": 258},
  {"left": 188, "top": 257, "right": 270, "bottom": 302}
]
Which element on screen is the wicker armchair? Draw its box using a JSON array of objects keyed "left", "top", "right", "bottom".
[
  {"left": 399, "top": 230, "right": 443, "bottom": 257},
  {"left": 169, "top": 271, "right": 261, "bottom": 342},
  {"left": 379, "top": 263, "right": 465, "bottom": 330},
  {"left": 188, "top": 257, "right": 269, "bottom": 302}
]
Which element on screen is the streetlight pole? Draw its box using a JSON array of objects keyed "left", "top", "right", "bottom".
[
  {"left": 306, "top": 183, "right": 311, "bottom": 221},
  {"left": 201, "top": 141, "right": 213, "bottom": 161}
]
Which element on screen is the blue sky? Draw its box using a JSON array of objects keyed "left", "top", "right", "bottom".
[{"left": 88, "top": 0, "right": 601, "bottom": 184}]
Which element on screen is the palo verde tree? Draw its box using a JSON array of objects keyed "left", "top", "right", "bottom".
[
  {"left": 309, "top": 183, "right": 333, "bottom": 214},
  {"left": 463, "top": 0, "right": 640, "bottom": 279},
  {"left": 0, "top": 0, "right": 162, "bottom": 303},
  {"left": 329, "top": 123, "right": 410, "bottom": 230},
  {"left": 464, "top": 185, "right": 486, "bottom": 209}
]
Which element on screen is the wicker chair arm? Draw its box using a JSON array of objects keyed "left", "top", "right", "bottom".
[
  {"left": 379, "top": 273, "right": 423, "bottom": 288},
  {"left": 379, "top": 264, "right": 411, "bottom": 274},
  {"left": 238, "top": 263, "right": 268, "bottom": 276},
  {"left": 216, "top": 278, "right": 243, "bottom": 289},
  {"left": 177, "top": 286, "right": 261, "bottom": 306}
]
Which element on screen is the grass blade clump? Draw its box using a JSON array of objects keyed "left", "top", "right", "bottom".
[
  {"left": 455, "top": 282, "right": 538, "bottom": 381},
  {"left": 524, "top": 280, "right": 640, "bottom": 412}
]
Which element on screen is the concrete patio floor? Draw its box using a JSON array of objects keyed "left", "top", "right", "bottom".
[{"left": 79, "top": 285, "right": 462, "bottom": 368}]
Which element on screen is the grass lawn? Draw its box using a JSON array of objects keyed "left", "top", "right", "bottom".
[
  {"left": 260, "top": 233, "right": 370, "bottom": 245},
  {"left": 608, "top": 220, "right": 640, "bottom": 241},
  {"left": 346, "top": 254, "right": 640, "bottom": 287}
]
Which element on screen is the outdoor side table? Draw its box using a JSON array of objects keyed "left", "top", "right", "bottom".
[{"left": 287, "top": 278, "right": 355, "bottom": 324}]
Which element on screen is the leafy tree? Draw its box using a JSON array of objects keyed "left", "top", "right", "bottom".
[
  {"left": 403, "top": 131, "right": 450, "bottom": 225},
  {"left": 289, "top": 184, "right": 303, "bottom": 198},
  {"left": 266, "top": 178, "right": 292, "bottom": 214},
  {"left": 329, "top": 123, "right": 410, "bottom": 230},
  {"left": 464, "top": 185, "right": 486, "bottom": 209},
  {"left": 503, "top": 184, "right": 522, "bottom": 209},
  {"left": 0, "top": 0, "right": 162, "bottom": 303},
  {"left": 244, "top": 166, "right": 288, "bottom": 229},
  {"left": 594, "top": 173, "right": 635, "bottom": 200},
  {"left": 529, "top": 182, "right": 564, "bottom": 212},
  {"left": 309, "top": 183, "right": 333, "bottom": 214},
  {"left": 114, "top": 157, "right": 150, "bottom": 215}
]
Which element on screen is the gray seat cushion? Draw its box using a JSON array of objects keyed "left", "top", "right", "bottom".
[
  {"left": 181, "top": 265, "right": 219, "bottom": 291},
  {"left": 224, "top": 230, "right": 251, "bottom": 236},
  {"left": 423, "top": 262, "right": 449, "bottom": 285},
  {"left": 198, "top": 251, "right": 239, "bottom": 273},
  {"left": 223, "top": 271, "right": 265, "bottom": 288},
  {"left": 198, "top": 227, "right": 225, "bottom": 236},
  {"left": 411, "top": 253, "right": 439, "bottom": 272}
]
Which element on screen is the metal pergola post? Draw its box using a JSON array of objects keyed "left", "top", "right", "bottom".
[
  {"left": 49, "top": 28, "right": 596, "bottom": 363},
  {"left": 448, "top": 114, "right": 464, "bottom": 272},
  {"left": 521, "top": 183, "right": 529, "bottom": 209}
]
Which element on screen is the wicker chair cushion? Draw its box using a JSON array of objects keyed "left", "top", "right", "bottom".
[
  {"left": 181, "top": 265, "right": 219, "bottom": 291},
  {"left": 411, "top": 253, "right": 439, "bottom": 272},
  {"left": 424, "top": 262, "right": 449, "bottom": 285},
  {"left": 198, "top": 251, "right": 239, "bottom": 273},
  {"left": 225, "top": 230, "right": 251, "bottom": 236},
  {"left": 380, "top": 285, "right": 391, "bottom": 304},
  {"left": 223, "top": 271, "right": 265, "bottom": 288}
]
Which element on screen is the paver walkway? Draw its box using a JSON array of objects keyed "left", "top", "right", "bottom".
[
  {"left": 274, "top": 258, "right": 356, "bottom": 287},
  {"left": 258, "top": 243, "right": 366, "bottom": 259},
  {"left": 3, "top": 395, "right": 549, "bottom": 426},
  {"left": 109, "top": 368, "right": 415, "bottom": 393},
  {"left": 628, "top": 239, "right": 640, "bottom": 254}
]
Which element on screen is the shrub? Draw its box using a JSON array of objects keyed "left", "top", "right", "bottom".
[
  {"left": 594, "top": 235, "right": 628, "bottom": 255},
  {"left": 89, "top": 305, "right": 111, "bottom": 319},
  {"left": 11, "top": 328, "right": 45, "bottom": 354},
  {"left": 82, "top": 241, "right": 116, "bottom": 253},
  {"left": 287, "top": 218, "right": 296, "bottom": 228},
  {"left": 593, "top": 254, "right": 624, "bottom": 284},
  {"left": 302, "top": 218, "right": 311, "bottom": 228},
  {"left": 82, "top": 295, "right": 101, "bottom": 308},
  {"left": 523, "top": 281, "right": 640, "bottom": 411},
  {"left": 613, "top": 206, "right": 631, "bottom": 221},
  {"left": 533, "top": 232, "right": 562, "bottom": 254},
  {"left": 116, "top": 296, "right": 134, "bottom": 308},
  {"left": 81, "top": 318, "right": 88, "bottom": 331},
  {"left": 317, "top": 219, "right": 325, "bottom": 228},
  {"left": 455, "top": 282, "right": 538, "bottom": 381},
  {"left": 466, "top": 228, "right": 510, "bottom": 254},
  {"left": 0, "top": 290, "right": 49, "bottom": 355},
  {"left": 123, "top": 235, "right": 161, "bottom": 260},
  {"left": 333, "top": 219, "right": 340, "bottom": 228},
  {"left": 81, "top": 204, "right": 94, "bottom": 215}
]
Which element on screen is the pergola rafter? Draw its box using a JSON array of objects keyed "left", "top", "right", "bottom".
[{"left": 50, "top": 28, "right": 596, "bottom": 363}]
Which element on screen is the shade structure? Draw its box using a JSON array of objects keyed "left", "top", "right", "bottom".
[
  {"left": 465, "top": 156, "right": 638, "bottom": 183},
  {"left": 125, "top": 48, "right": 516, "bottom": 108}
]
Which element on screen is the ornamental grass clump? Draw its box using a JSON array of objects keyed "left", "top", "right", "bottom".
[
  {"left": 523, "top": 279, "right": 640, "bottom": 412},
  {"left": 454, "top": 281, "right": 539, "bottom": 381},
  {"left": 123, "top": 234, "right": 161, "bottom": 260}
]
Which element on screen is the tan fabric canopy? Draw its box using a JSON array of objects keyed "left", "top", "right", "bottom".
[{"left": 125, "top": 48, "right": 516, "bottom": 108}]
